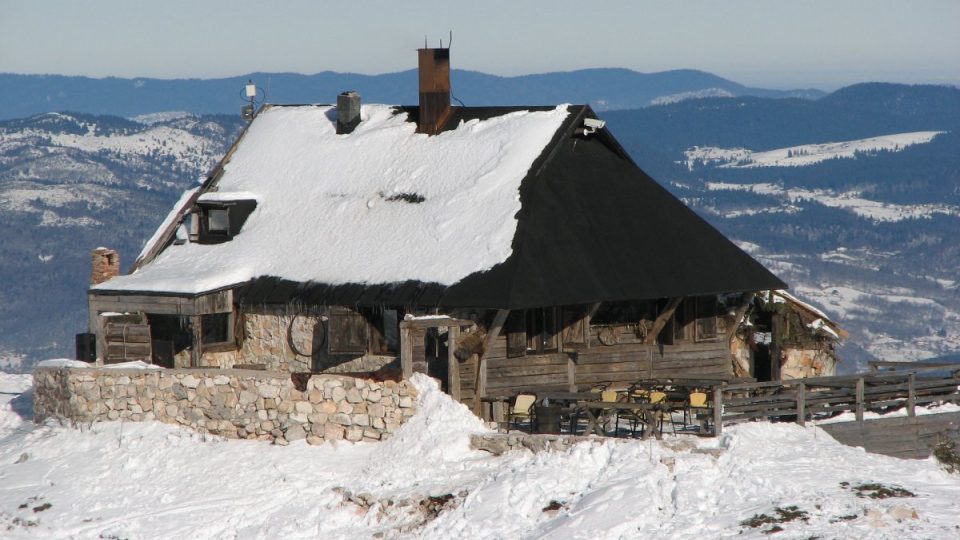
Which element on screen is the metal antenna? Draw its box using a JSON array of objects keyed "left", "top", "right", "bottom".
[{"left": 448, "top": 31, "right": 453, "bottom": 49}]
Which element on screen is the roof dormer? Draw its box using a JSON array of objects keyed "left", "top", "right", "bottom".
[{"left": 194, "top": 191, "right": 258, "bottom": 244}]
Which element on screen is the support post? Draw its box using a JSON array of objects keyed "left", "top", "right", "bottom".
[
  {"left": 907, "top": 373, "right": 916, "bottom": 417},
  {"left": 567, "top": 353, "right": 577, "bottom": 391},
  {"left": 474, "top": 309, "right": 509, "bottom": 415},
  {"left": 855, "top": 377, "right": 864, "bottom": 421},
  {"left": 770, "top": 314, "right": 782, "bottom": 381},
  {"left": 796, "top": 382, "right": 806, "bottom": 427},
  {"left": 645, "top": 297, "right": 683, "bottom": 345},
  {"left": 190, "top": 315, "right": 202, "bottom": 368},
  {"left": 725, "top": 292, "right": 756, "bottom": 342},
  {"left": 713, "top": 386, "right": 723, "bottom": 437},
  {"left": 447, "top": 326, "right": 461, "bottom": 401},
  {"left": 400, "top": 327, "right": 413, "bottom": 380},
  {"left": 88, "top": 300, "right": 104, "bottom": 364}
]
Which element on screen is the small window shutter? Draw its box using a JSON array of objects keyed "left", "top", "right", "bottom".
[
  {"left": 506, "top": 310, "right": 526, "bottom": 358},
  {"left": 328, "top": 308, "right": 368, "bottom": 354}
]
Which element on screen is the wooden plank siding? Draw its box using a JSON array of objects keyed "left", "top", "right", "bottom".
[
  {"left": 457, "top": 329, "right": 732, "bottom": 402},
  {"left": 821, "top": 411, "right": 960, "bottom": 459}
]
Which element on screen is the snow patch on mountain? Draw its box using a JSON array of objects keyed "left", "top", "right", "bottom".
[
  {"left": 706, "top": 182, "right": 960, "bottom": 222},
  {"left": 650, "top": 87, "right": 734, "bottom": 106},
  {"left": 685, "top": 131, "right": 945, "bottom": 170},
  {"left": 130, "top": 111, "right": 193, "bottom": 125}
]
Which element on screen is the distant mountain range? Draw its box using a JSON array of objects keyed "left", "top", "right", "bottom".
[
  {"left": 0, "top": 68, "right": 824, "bottom": 120},
  {"left": 0, "top": 76, "right": 958, "bottom": 373}
]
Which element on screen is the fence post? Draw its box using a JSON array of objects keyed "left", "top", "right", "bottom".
[
  {"left": 907, "top": 373, "right": 916, "bottom": 417},
  {"left": 855, "top": 377, "right": 864, "bottom": 422},
  {"left": 713, "top": 386, "right": 723, "bottom": 437},
  {"left": 796, "top": 382, "right": 806, "bottom": 426}
]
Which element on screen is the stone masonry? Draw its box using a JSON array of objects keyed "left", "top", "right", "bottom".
[
  {"left": 90, "top": 247, "right": 120, "bottom": 285},
  {"left": 33, "top": 367, "right": 417, "bottom": 445}
]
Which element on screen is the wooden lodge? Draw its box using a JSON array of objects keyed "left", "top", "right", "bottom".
[{"left": 84, "top": 46, "right": 846, "bottom": 413}]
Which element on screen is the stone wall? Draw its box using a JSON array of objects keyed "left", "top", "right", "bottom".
[
  {"left": 33, "top": 367, "right": 417, "bottom": 445},
  {"left": 235, "top": 307, "right": 395, "bottom": 374},
  {"left": 781, "top": 348, "right": 837, "bottom": 380}
]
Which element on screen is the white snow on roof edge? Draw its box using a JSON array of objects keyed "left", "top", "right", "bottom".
[{"left": 135, "top": 187, "right": 199, "bottom": 264}]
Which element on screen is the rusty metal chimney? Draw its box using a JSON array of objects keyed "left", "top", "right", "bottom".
[
  {"left": 417, "top": 47, "right": 452, "bottom": 135},
  {"left": 336, "top": 91, "right": 361, "bottom": 134}
]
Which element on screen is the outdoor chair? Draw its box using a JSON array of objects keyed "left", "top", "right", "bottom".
[
  {"left": 647, "top": 390, "right": 678, "bottom": 436},
  {"left": 508, "top": 393, "right": 537, "bottom": 432},
  {"left": 685, "top": 391, "right": 709, "bottom": 429},
  {"left": 601, "top": 389, "right": 621, "bottom": 434}
]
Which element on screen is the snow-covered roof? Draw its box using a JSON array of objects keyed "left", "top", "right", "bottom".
[{"left": 97, "top": 104, "right": 570, "bottom": 295}]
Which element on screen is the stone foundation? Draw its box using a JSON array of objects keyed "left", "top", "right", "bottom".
[{"left": 33, "top": 367, "right": 417, "bottom": 445}]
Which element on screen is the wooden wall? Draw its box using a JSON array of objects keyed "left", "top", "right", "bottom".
[
  {"left": 821, "top": 411, "right": 960, "bottom": 459},
  {"left": 455, "top": 327, "right": 732, "bottom": 408}
]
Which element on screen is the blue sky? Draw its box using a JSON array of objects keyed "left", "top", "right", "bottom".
[{"left": 1, "top": 0, "right": 957, "bottom": 90}]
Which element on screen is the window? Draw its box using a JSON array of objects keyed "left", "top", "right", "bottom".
[
  {"left": 207, "top": 208, "right": 229, "bottom": 234},
  {"left": 195, "top": 200, "right": 257, "bottom": 244},
  {"left": 506, "top": 311, "right": 526, "bottom": 358},
  {"left": 201, "top": 312, "right": 233, "bottom": 346},
  {"left": 328, "top": 308, "right": 369, "bottom": 354},
  {"left": 526, "top": 308, "right": 557, "bottom": 353},
  {"left": 695, "top": 296, "right": 718, "bottom": 341},
  {"left": 505, "top": 308, "right": 558, "bottom": 357}
]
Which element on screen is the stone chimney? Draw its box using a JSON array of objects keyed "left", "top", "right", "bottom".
[
  {"left": 91, "top": 247, "right": 120, "bottom": 285},
  {"left": 336, "top": 91, "right": 361, "bottom": 134},
  {"left": 417, "top": 47, "right": 452, "bottom": 135}
]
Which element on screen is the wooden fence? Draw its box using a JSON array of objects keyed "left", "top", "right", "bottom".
[{"left": 711, "top": 372, "right": 960, "bottom": 439}]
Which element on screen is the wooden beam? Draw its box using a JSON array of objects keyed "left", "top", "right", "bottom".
[
  {"left": 584, "top": 302, "right": 601, "bottom": 349},
  {"left": 645, "top": 297, "right": 683, "bottom": 345},
  {"left": 855, "top": 377, "right": 865, "bottom": 421},
  {"left": 474, "top": 309, "right": 509, "bottom": 415},
  {"left": 448, "top": 326, "right": 461, "bottom": 401},
  {"left": 713, "top": 386, "right": 723, "bottom": 437},
  {"left": 725, "top": 292, "right": 755, "bottom": 342},
  {"left": 796, "top": 382, "right": 806, "bottom": 427},
  {"left": 907, "top": 373, "right": 916, "bottom": 417},
  {"left": 400, "top": 317, "right": 475, "bottom": 330},
  {"left": 190, "top": 315, "right": 202, "bottom": 368},
  {"left": 400, "top": 327, "right": 414, "bottom": 380}
]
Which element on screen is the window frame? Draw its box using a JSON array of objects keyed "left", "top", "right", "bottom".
[{"left": 200, "top": 312, "right": 235, "bottom": 349}]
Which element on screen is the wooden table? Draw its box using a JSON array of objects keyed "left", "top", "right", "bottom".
[{"left": 575, "top": 400, "right": 663, "bottom": 440}]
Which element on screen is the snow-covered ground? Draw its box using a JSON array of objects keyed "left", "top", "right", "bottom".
[
  {"left": 685, "top": 131, "right": 945, "bottom": 170},
  {"left": 2, "top": 372, "right": 959, "bottom": 539}
]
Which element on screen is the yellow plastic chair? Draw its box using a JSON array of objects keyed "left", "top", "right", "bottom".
[
  {"left": 508, "top": 394, "right": 537, "bottom": 432},
  {"left": 685, "top": 391, "right": 709, "bottom": 429},
  {"left": 586, "top": 389, "right": 621, "bottom": 435}
]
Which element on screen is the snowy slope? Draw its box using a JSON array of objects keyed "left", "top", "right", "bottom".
[
  {"left": 2, "top": 373, "right": 959, "bottom": 539},
  {"left": 685, "top": 131, "right": 944, "bottom": 170}
]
